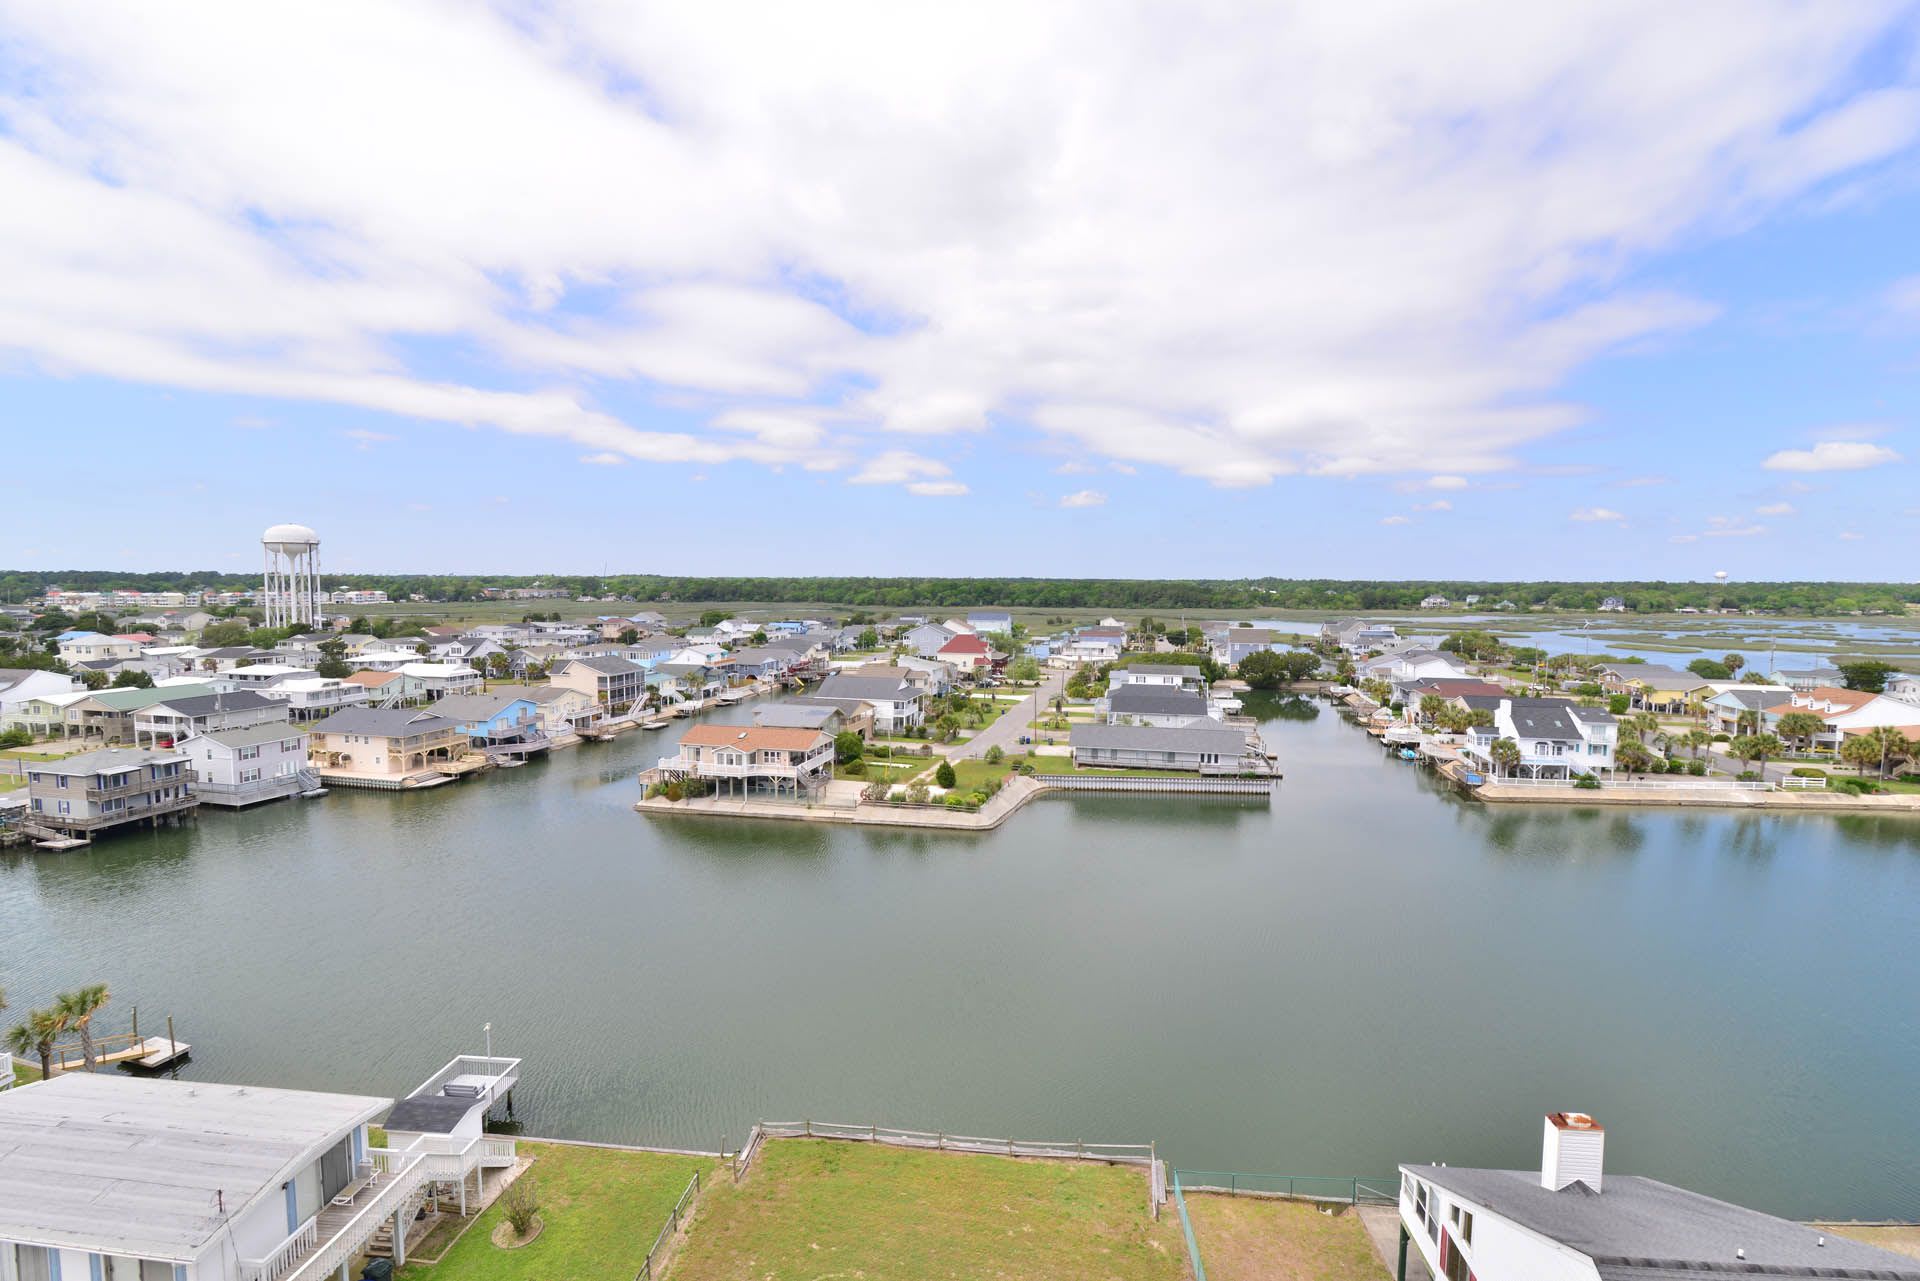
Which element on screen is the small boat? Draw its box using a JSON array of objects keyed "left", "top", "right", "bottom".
[
  {"left": 1397, "top": 747, "right": 1419, "bottom": 760},
  {"left": 641, "top": 720, "right": 669, "bottom": 730}
]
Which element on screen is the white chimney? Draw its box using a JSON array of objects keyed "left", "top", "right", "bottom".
[{"left": 1542, "top": 1112, "right": 1605, "bottom": 1192}]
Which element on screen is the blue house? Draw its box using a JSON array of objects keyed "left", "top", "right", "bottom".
[{"left": 428, "top": 692, "right": 542, "bottom": 745}]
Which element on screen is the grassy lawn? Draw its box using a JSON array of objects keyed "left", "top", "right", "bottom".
[
  {"left": 838, "top": 759, "right": 929, "bottom": 783},
  {"left": 0, "top": 775, "right": 25, "bottom": 791},
  {"left": 11, "top": 1058, "right": 42, "bottom": 1087},
  {"left": 1824, "top": 1223, "right": 1920, "bottom": 1261},
  {"left": 666, "top": 1139, "right": 1183, "bottom": 1281},
  {"left": 398, "top": 1140, "right": 710, "bottom": 1280},
  {"left": 944, "top": 755, "right": 1205, "bottom": 791},
  {"left": 1182, "top": 1193, "right": 1381, "bottom": 1281}
]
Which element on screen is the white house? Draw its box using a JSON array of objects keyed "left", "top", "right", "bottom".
[
  {"left": 0, "top": 668, "right": 81, "bottom": 728},
  {"left": 132, "top": 690, "right": 290, "bottom": 748},
  {"left": 1359, "top": 647, "right": 1472, "bottom": 685},
  {"left": 1212, "top": 628, "right": 1289, "bottom": 667},
  {"left": 1462, "top": 698, "right": 1616, "bottom": 779},
  {"left": 1397, "top": 1112, "right": 1917, "bottom": 1281},
  {"left": 966, "top": 610, "right": 1013, "bottom": 634},
  {"left": 395, "top": 662, "right": 482, "bottom": 701},
  {"left": 1103, "top": 685, "right": 1215, "bottom": 728},
  {"left": 180, "top": 722, "right": 311, "bottom": 807},
  {"left": 56, "top": 633, "right": 144, "bottom": 664},
  {"left": 1108, "top": 663, "right": 1204, "bottom": 692},
  {"left": 1760, "top": 686, "right": 1920, "bottom": 749},
  {"left": 902, "top": 623, "right": 956, "bottom": 658},
  {"left": 1887, "top": 671, "right": 1920, "bottom": 706},
  {"left": 811, "top": 673, "right": 924, "bottom": 734},
  {"left": 257, "top": 677, "right": 372, "bottom": 721},
  {"left": 1418, "top": 594, "right": 1450, "bottom": 609}
]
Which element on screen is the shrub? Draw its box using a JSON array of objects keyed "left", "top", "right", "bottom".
[
  {"left": 843, "top": 758, "right": 867, "bottom": 776},
  {"left": 1790, "top": 766, "right": 1827, "bottom": 778},
  {"left": 834, "top": 731, "right": 865, "bottom": 764},
  {"left": 1573, "top": 774, "right": 1601, "bottom": 790},
  {"left": 1688, "top": 760, "right": 1707, "bottom": 776},
  {"left": 1736, "top": 771, "right": 1760, "bottom": 782},
  {"left": 663, "top": 780, "right": 685, "bottom": 802},
  {"left": 944, "top": 793, "right": 972, "bottom": 808},
  {"left": 502, "top": 1176, "right": 540, "bottom": 1236},
  {"left": 0, "top": 726, "right": 32, "bottom": 749},
  {"left": 1607, "top": 694, "right": 1631, "bottom": 715},
  {"left": 983, "top": 745, "right": 1005, "bottom": 764},
  {"left": 870, "top": 744, "right": 892, "bottom": 759},
  {"left": 906, "top": 781, "right": 931, "bottom": 805},
  {"left": 684, "top": 777, "right": 711, "bottom": 797},
  {"left": 935, "top": 760, "right": 957, "bottom": 788}
]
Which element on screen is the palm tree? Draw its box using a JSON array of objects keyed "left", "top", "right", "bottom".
[
  {"left": 1682, "top": 728, "right": 1712, "bottom": 759},
  {"left": 1863, "top": 725, "right": 1914, "bottom": 779},
  {"left": 6, "top": 1009, "right": 67, "bottom": 1080},
  {"left": 1489, "top": 737, "right": 1522, "bottom": 778},
  {"left": 1776, "top": 712, "right": 1825, "bottom": 756},
  {"left": 54, "top": 984, "right": 110, "bottom": 1071}
]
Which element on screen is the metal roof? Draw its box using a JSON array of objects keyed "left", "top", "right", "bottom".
[
  {"left": 1070, "top": 722, "right": 1248, "bottom": 754},
  {"left": 184, "top": 722, "right": 307, "bottom": 749},
  {"left": 0, "top": 1074, "right": 388, "bottom": 1259},
  {"left": 1404, "top": 1165, "right": 1920, "bottom": 1278},
  {"left": 308, "top": 707, "right": 461, "bottom": 736},
  {"left": 24, "top": 746, "right": 189, "bottom": 776},
  {"left": 1108, "top": 687, "right": 1210, "bottom": 716}
]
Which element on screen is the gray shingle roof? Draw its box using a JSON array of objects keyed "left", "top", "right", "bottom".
[
  {"left": 429, "top": 693, "right": 537, "bottom": 722},
  {"left": 1070, "top": 722, "right": 1248, "bottom": 754},
  {"left": 1508, "top": 700, "right": 1581, "bottom": 739},
  {"left": 816, "top": 674, "right": 918, "bottom": 702},
  {"left": 309, "top": 707, "right": 461, "bottom": 736},
  {"left": 1118, "top": 664, "right": 1202, "bottom": 677},
  {"left": 188, "top": 722, "right": 306, "bottom": 748},
  {"left": 561, "top": 655, "right": 642, "bottom": 676},
  {"left": 1404, "top": 1166, "right": 1920, "bottom": 1278},
  {"left": 1109, "top": 687, "right": 1210, "bottom": 717},
  {"left": 752, "top": 702, "right": 840, "bottom": 729},
  {"left": 146, "top": 689, "right": 282, "bottom": 717}
]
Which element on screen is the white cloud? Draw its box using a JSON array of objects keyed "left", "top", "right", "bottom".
[
  {"left": 579, "top": 451, "right": 627, "bottom": 465},
  {"left": 1380, "top": 514, "right": 1411, "bottom": 525},
  {"left": 1413, "top": 499, "right": 1452, "bottom": 512},
  {"left": 1755, "top": 501, "right": 1796, "bottom": 516},
  {"left": 1060, "top": 489, "right": 1107, "bottom": 508},
  {"left": 1570, "top": 506, "right": 1624, "bottom": 522},
  {"left": 1701, "top": 515, "right": 1767, "bottom": 538},
  {"left": 848, "top": 450, "right": 959, "bottom": 494},
  {"left": 343, "top": 428, "right": 395, "bottom": 450},
  {"left": 1838, "top": 530, "right": 1864, "bottom": 540},
  {"left": 1426, "top": 475, "right": 1472, "bottom": 491},
  {"left": 1891, "top": 275, "right": 1920, "bottom": 315},
  {"left": 1615, "top": 474, "right": 1668, "bottom": 488},
  {"left": 1054, "top": 460, "right": 1099, "bottom": 475},
  {"left": 1762, "top": 441, "right": 1903, "bottom": 471},
  {"left": 0, "top": 3, "right": 1912, "bottom": 485}
]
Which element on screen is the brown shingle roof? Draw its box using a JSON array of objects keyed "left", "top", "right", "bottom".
[{"left": 680, "top": 724, "right": 828, "bottom": 751}]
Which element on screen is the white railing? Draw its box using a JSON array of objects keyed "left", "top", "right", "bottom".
[
  {"left": 273, "top": 1147, "right": 427, "bottom": 1281},
  {"left": 241, "top": 1217, "right": 319, "bottom": 1281},
  {"left": 482, "top": 1137, "right": 517, "bottom": 1166},
  {"left": 758, "top": 1119, "right": 1155, "bottom": 1165},
  {"left": 0, "top": 1052, "right": 12, "bottom": 1088},
  {"left": 1780, "top": 775, "right": 1828, "bottom": 790}
]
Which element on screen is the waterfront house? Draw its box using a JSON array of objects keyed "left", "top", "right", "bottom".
[
  {"left": 1462, "top": 698, "right": 1616, "bottom": 779},
  {"left": 812, "top": 672, "right": 924, "bottom": 733},
  {"left": 133, "top": 689, "right": 289, "bottom": 748},
  {"left": 936, "top": 632, "right": 994, "bottom": 675},
  {"left": 1769, "top": 667, "right": 1845, "bottom": 692},
  {"left": 378, "top": 1053, "right": 520, "bottom": 1217},
  {"left": 549, "top": 656, "right": 647, "bottom": 714},
  {"left": 715, "top": 645, "right": 803, "bottom": 682},
  {"left": 25, "top": 746, "right": 195, "bottom": 837},
  {"left": 0, "top": 1071, "right": 423, "bottom": 1281},
  {"left": 1104, "top": 685, "right": 1215, "bottom": 728},
  {"left": 903, "top": 622, "right": 957, "bottom": 658},
  {"left": 1398, "top": 1112, "right": 1918, "bottom": 1281},
  {"left": 649, "top": 662, "right": 721, "bottom": 704},
  {"left": 1596, "top": 664, "right": 1714, "bottom": 713},
  {"left": 63, "top": 684, "right": 211, "bottom": 744},
  {"left": 1108, "top": 663, "right": 1205, "bottom": 693},
  {"left": 966, "top": 609, "right": 1013, "bottom": 634},
  {"left": 0, "top": 691, "right": 90, "bottom": 741},
  {"left": 179, "top": 722, "right": 312, "bottom": 807},
  {"left": 1888, "top": 671, "right": 1920, "bottom": 706},
  {"left": 851, "top": 660, "right": 954, "bottom": 699},
  {"left": 1394, "top": 677, "right": 1506, "bottom": 713},
  {"left": 1418, "top": 594, "right": 1450, "bottom": 609},
  {"left": 1068, "top": 722, "right": 1267, "bottom": 774},
  {"left": 521, "top": 683, "right": 601, "bottom": 736},
  {"left": 188, "top": 645, "right": 275, "bottom": 672},
  {"left": 753, "top": 701, "right": 850, "bottom": 734},
  {"left": 428, "top": 692, "right": 544, "bottom": 748},
  {"left": 306, "top": 707, "right": 467, "bottom": 780},
  {"left": 660, "top": 723, "right": 834, "bottom": 799},
  {"left": 1212, "top": 627, "right": 1289, "bottom": 667}
]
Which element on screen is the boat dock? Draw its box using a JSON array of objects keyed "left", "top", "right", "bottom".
[{"left": 49, "top": 1015, "right": 191, "bottom": 1073}]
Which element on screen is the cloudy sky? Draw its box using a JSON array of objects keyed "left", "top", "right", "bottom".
[{"left": 2, "top": 1, "right": 1918, "bottom": 578}]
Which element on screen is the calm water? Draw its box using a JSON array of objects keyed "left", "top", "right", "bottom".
[{"left": 5, "top": 698, "right": 1920, "bottom": 1219}]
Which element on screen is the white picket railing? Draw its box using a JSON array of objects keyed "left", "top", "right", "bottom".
[
  {"left": 241, "top": 1218, "right": 319, "bottom": 1281},
  {"left": 1489, "top": 776, "right": 1773, "bottom": 792},
  {"left": 0, "top": 1052, "right": 13, "bottom": 1089},
  {"left": 280, "top": 1147, "right": 428, "bottom": 1281}
]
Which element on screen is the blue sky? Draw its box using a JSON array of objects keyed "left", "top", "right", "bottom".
[{"left": 1, "top": 2, "right": 1918, "bottom": 579}]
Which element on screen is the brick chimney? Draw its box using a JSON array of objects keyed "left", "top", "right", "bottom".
[{"left": 1542, "top": 1112, "right": 1605, "bottom": 1192}]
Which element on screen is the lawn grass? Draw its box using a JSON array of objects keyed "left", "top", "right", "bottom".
[
  {"left": 666, "top": 1139, "right": 1183, "bottom": 1281},
  {"left": 397, "top": 1140, "right": 711, "bottom": 1281},
  {"left": 11, "top": 1058, "right": 42, "bottom": 1087},
  {"left": 1182, "top": 1193, "right": 1382, "bottom": 1281},
  {"left": 1823, "top": 1223, "right": 1920, "bottom": 1261}
]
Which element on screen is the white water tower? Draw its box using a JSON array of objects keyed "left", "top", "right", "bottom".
[{"left": 262, "top": 523, "right": 324, "bottom": 628}]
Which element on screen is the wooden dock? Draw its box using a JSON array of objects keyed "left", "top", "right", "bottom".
[{"left": 49, "top": 1033, "right": 190, "bottom": 1073}]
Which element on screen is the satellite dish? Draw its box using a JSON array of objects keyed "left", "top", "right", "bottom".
[{"left": 1713, "top": 570, "right": 1729, "bottom": 581}]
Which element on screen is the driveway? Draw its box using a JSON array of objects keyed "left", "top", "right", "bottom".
[{"left": 946, "top": 668, "right": 1067, "bottom": 760}]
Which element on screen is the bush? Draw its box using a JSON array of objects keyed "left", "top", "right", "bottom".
[
  {"left": 834, "top": 731, "right": 865, "bottom": 764},
  {"left": 983, "top": 745, "right": 1005, "bottom": 764},
  {"left": 935, "top": 760, "right": 957, "bottom": 789},
  {"left": 1688, "top": 760, "right": 1707, "bottom": 776},
  {"left": 1607, "top": 694, "right": 1631, "bottom": 715},
  {"left": 944, "top": 793, "right": 973, "bottom": 808},
  {"left": 684, "top": 778, "right": 711, "bottom": 797},
  {"left": 1832, "top": 776, "right": 1880, "bottom": 795},
  {"left": 502, "top": 1176, "right": 540, "bottom": 1236},
  {"left": 843, "top": 758, "right": 867, "bottom": 776},
  {"left": 870, "top": 744, "right": 892, "bottom": 759},
  {"left": 0, "top": 726, "right": 33, "bottom": 749},
  {"left": 1790, "top": 766, "right": 1827, "bottom": 778},
  {"left": 906, "top": 781, "right": 931, "bottom": 805},
  {"left": 1573, "top": 774, "right": 1601, "bottom": 790},
  {"left": 664, "top": 781, "right": 685, "bottom": 801},
  {"left": 1736, "top": 771, "right": 1760, "bottom": 782}
]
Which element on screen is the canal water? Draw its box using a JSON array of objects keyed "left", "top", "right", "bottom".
[{"left": 4, "top": 697, "right": 1919, "bottom": 1219}]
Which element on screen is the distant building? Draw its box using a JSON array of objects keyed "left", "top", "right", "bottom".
[
  {"left": 1418, "top": 594, "right": 1450, "bottom": 609},
  {"left": 966, "top": 610, "right": 1013, "bottom": 634},
  {"left": 1598, "top": 595, "right": 1627, "bottom": 612}
]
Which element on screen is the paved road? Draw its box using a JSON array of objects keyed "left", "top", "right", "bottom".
[{"left": 946, "top": 669, "right": 1068, "bottom": 760}]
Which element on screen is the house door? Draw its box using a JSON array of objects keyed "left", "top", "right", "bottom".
[{"left": 320, "top": 1134, "right": 353, "bottom": 1201}]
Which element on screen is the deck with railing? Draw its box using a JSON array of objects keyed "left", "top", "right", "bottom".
[{"left": 242, "top": 1144, "right": 427, "bottom": 1281}]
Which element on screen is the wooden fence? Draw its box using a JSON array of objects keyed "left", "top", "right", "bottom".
[{"left": 635, "top": 1170, "right": 700, "bottom": 1280}]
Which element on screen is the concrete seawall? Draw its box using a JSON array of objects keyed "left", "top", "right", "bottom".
[{"left": 1474, "top": 784, "right": 1920, "bottom": 812}]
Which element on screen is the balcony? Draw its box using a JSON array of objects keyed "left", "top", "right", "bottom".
[{"left": 241, "top": 1144, "right": 427, "bottom": 1281}]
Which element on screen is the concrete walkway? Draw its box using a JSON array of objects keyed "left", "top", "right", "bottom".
[
  {"left": 945, "top": 670, "right": 1067, "bottom": 761},
  {"left": 1358, "top": 1205, "right": 1430, "bottom": 1280}
]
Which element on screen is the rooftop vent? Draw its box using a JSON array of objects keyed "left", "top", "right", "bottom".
[{"left": 1542, "top": 1111, "right": 1605, "bottom": 1192}]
